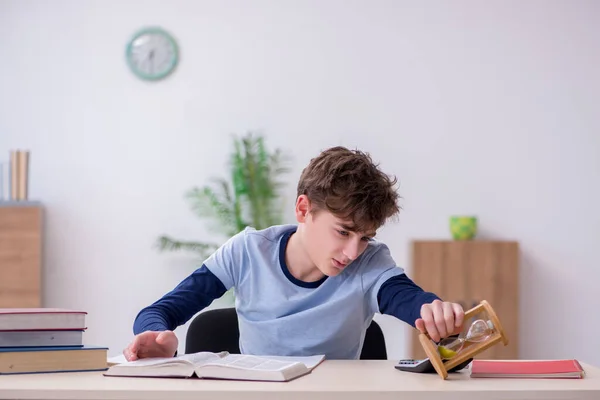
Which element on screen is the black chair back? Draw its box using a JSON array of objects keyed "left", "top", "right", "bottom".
[{"left": 185, "top": 307, "right": 387, "bottom": 360}]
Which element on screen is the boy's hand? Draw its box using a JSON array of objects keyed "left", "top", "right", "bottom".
[
  {"left": 415, "top": 299, "right": 464, "bottom": 343},
  {"left": 123, "top": 330, "right": 178, "bottom": 361}
]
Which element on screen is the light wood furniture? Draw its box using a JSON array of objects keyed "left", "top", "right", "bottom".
[
  {"left": 410, "top": 240, "right": 519, "bottom": 360},
  {"left": 0, "top": 360, "right": 598, "bottom": 400},
  {"left": 0, "top": 202, "right": 43, "bottom": 308}
]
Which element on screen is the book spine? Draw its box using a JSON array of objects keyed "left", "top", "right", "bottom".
[
  {"left": 18, "top": 150, "right": 29, "bottom": 201},
  {"left": 4, "top": 162, "right": 8, "bottom": 201},
  {"left": 10, "top": 150, "right": 19, "bottom": 201},
  {"left": 2, "top": 161, "right": 10, "bottom": 201},
  {"left": 0, "top": 161, "right": 10, "bottom": 201}
]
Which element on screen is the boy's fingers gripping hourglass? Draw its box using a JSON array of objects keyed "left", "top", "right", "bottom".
[{"left": 415, "top": 300, "right": 465, "bottom": 342}]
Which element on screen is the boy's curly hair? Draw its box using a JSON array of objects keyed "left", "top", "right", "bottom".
[{"left": 297, "top": 146, "right": 400, "bottom": 233}]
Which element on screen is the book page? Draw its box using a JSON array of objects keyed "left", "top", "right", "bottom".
[
  {"left": 113, "top": 356, "right": 188, "bottom": 368},
  {"left": 107, "top": 354, "right": 127, "bottom": 365},
  {"left": 179, "top": 351, "right": 226, "bottom": 366},
  {"left": 205, "top": 354, "right": 301, "bottom": 371},
  {"left": 258, "top": 355, "right": 325, "bottom": 370},
  {"left": 112, "top": 351, "right": 224, "bottom": 368}
]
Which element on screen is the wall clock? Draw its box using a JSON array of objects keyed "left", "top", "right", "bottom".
[{"left": 126, "top": 27, "right": 179, "bottom": 81}]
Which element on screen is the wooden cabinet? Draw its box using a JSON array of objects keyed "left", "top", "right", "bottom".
[
  {"left": 410, "top": 240, "right": 519, "bottom": 360},
  {"left": 0, "top": 204, "right": 43, "bottom": 308}
]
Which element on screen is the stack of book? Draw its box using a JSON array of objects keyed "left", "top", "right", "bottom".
[{"left": 0, "top": 308, "right": 108, "bottom": 374}]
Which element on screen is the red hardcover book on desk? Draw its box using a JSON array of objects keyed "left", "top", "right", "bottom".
[{"left": 470, "top": 359, "right": 585, "bottom": 379}]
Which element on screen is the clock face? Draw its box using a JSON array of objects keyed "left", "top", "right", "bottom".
[{"left": 126, "top": 27, "right": 178, "bottom": 81}]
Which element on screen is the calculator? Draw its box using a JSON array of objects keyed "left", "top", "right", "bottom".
[{"left": 395, "top": 357, "right": 473, "bottom": 374}]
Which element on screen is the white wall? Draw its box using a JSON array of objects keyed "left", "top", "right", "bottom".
[{"left": 1, "top": 0, "right": 599, "bottom": 365}]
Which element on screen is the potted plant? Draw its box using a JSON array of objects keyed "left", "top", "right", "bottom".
[{"left": 156, "top": 132, "right": 292, "bottom": 295}]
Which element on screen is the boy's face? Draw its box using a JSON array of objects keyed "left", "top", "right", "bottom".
[{"left": 295, "top": 195, "right": 376, "bottom": 277}]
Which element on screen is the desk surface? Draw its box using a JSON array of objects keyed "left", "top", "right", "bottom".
[{"left": 0, "top": 360, "right": 599, "bottom": 400}]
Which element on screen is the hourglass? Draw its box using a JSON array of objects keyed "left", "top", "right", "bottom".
[{"left": 418, "top": 300, "right": 509, "bottom": 380}]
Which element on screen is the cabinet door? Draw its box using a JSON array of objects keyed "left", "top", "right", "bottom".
[
  {"left": 469, "top": 241, "right": 519, "bottom": 359},
  {"left": 0, "top": 206, "right": 42, "bottom": 307},
  {"left": 410, "top": 241, "right": 518, "bottom": 360}
]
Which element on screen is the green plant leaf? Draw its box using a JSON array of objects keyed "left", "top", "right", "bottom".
[
  {"left": 155, "top": 236, "right": 219, "bottom": 260},
  {"left": 185, "top": 179, "right": 240, "bottom": 237},
  {"left": 156, "top": 130, "right": 292, "bottom": 260}
]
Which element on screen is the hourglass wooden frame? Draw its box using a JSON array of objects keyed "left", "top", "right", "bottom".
[{"left": 419, "top": 300, "right": 509, "bottom": 380}]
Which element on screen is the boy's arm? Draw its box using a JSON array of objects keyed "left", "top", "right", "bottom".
[
  {"left": 133, "top": 264, "right": 227, "bottom": 334},
  {"left": 376, "top": 273, "right": 441, "bottom": 328}
]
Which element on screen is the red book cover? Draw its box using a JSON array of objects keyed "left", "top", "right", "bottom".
[{"left": 470, "top": 359, "right": 585, "bottom": 379}]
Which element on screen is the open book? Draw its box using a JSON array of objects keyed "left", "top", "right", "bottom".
[{"left": 104, "top": 351, "right": 325, "bottom": 382}]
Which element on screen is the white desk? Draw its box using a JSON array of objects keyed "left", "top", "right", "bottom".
[{"left": 0, "top": 360, "right": 599, "bottom": 400}]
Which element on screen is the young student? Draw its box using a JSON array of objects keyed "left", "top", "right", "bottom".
[{"left": 123, "top": 146, "right": 464, "bottom": 361}]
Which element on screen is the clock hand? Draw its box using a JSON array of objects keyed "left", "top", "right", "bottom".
[{"left": 148, "top": 50, "right": 155, "bottom": 74}]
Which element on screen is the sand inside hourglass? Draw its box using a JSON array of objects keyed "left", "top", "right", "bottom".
[{"left": 437, "top": 317, "right": 494, "bottom": 360}]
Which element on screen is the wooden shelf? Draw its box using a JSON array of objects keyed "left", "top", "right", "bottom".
[
  {"left": 410, "top": 240, "right": 519, "bottom": 360},
  {"left": 0, "top": 204, "right": 43, "bottom": 308},
  {"left": 0, "top": 201, "right": 42, "bottom": 207}
]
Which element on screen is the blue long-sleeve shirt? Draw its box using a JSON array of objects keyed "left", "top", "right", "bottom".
[{"left": 134, "top": 225, "right": 440, "bottom": 359}]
